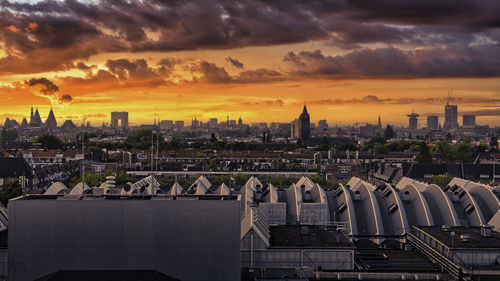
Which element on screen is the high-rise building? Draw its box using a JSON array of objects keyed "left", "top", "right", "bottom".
[
  {"left": 299, "top": 105, "right": 311, "bottom": 144},
  {"left": 209, "top": 118, "right": 218, "bottom": 128},
  {"left": 378, "top": 116, "right": 382, "bottom": 128},
  {"left": 427, "top": 116, "right": 439, "bottom": 130},
  {"left": 191, "top": 117, "right": 199, "bottom": 128},
  {"left": 462, "top": 115, "right": 476, "bottom": 128},
  {"left": 444, "top": 103, "right": 458, "bottom": 131},
  {"left": 174, "top": 120, "right": 184, "bottom": 129},
  {"left": 318, "top": 119, "right": 328, "bottom": 130},
  {"left": 407, "top": 112, "right": 419, "bottom": 130},
  {"left": 291, "top": 119, "right": 299, "bottom": 138},
  {"left": 238, "top": 116, "right": 242, "bottom": 126},
  {"left": 160, "top": 120, "right": 174, "bottom": 130}
]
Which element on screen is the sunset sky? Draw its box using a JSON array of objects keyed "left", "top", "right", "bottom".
[{"left": 0, "top": 0, "right": 499, "bottom": 126}]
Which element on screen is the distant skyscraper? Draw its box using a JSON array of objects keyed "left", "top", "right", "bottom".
[
  {"left": 444, "top": 103, "right": 458, "bottom": 131},
  {"left": 407, "top": 111, "right": 419, "bottom": 130},
  {"left": 378, "top": 116, "right": 382, "bottom": 128},
  {"left": 174, "top": 120, "right": 184, "bottom": 129},
  {"left": 192, "top": 117, "right": 199, "bottom": 128},
  {"left": 238, "top": 116, "right": 242, "bottom": 126},
  {"left": 291, "top": 118, "right": 300, "bottom": 138},
  {"left": 427, "top": 116, "right": 439, "bottom": 130},
  {"left": 318, "top": 119, "right": 328, "bottom": 130},
  {"left": 462, "top": 115, "right": 476, "bottom": 128},
  {"left": 209, "top": 118, "right": 218, "bottom": 128},
  {"left": 299, "top": 105, "right": 311, "bottom": 144}
]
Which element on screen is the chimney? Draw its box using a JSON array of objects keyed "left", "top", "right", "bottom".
[{"left": 481, "top": 224, "right": 493, "bottom": 238}]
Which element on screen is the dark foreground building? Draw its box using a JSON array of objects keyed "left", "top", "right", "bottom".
[{"left": 8, "top": 195, "right": 240, "bottom": 281}]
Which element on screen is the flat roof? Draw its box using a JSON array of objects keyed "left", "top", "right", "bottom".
[
  {"left": 12, "top": 194, "right": 239, "bottom": 201},
  {"left": 416, "top": 226, "right": 500, "bottom": 249},
  {"left": 270, "top": 225, "right": 354, "bottom": 248}
]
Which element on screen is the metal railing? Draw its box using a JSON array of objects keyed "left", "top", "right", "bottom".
[{"left": 406, "top": 232, "right": 470, "bottom": 281}]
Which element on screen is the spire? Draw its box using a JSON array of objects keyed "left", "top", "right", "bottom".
[
  {"left": 302, "top": 103, "right": 308, "bottom": 114},
  {"left": 45, "top": 108, "right": 57, "bottom": 129},
  {"left": 30, "top": 107, "right": 42, "bottom": 127},
  {"left": 378, "top": 115, "right": 382, "bottom": 128}
]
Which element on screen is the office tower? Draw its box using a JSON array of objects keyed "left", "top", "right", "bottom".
[
  {"left": 444, "top": 104, "right": 458, "bottom": 131},
  {"left": 175, "top": 120, "right": 184, "bottom": 129},
  {"left": 462, "top": 115, "right": 476, "bottom": 128},
  {"left": 378, "top": 116, "right": 382, "bottom": 128},
  {"left": 238, "top": 116, "right": 242, "bottom": 126},
  {"left": 407, "top": 112, "right": 419, "bottom": 130},
  {"left": 427, "top": 116, "right": 439, "bottom": 130},
  {"left": 209, "top": 118, "right": 218, "bottom": 128}
]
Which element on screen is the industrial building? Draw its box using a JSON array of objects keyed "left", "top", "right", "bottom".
[{"left": 6, "top": 174, "right": 500, "bottom": 280}]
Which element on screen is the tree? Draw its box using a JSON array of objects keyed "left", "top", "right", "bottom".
[
  {"left": 453, "top": 142, "right": 473, "bottom": 163},
  {"left": 411, "top": 141, "right": 432, "bottom": 164},
  {"left": 0, "top": 177, "right": 22, "bottom": 205},
  {"left": 429, "top": 173, "right": 454, "bottom": 188},
  {"left": 318, "top": 136, "right": 330, "bottom": 151},
  {"left": 210, "top": 132, "right": 217, "bottom": 143},
  {"left": 36, "top": 134, "right": 63, "bottom": 149},
  {"left": 374, "top": 143, "right": 389, "bottom": 154},
  {"left": 384, "top": 124, "right": 395, "bottom": 140}
]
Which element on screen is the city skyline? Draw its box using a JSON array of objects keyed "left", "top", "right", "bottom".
[{"left": 0, "top": 1, "right": 499, "bottom": 125}]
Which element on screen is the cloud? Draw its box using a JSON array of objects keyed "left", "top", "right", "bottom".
[
  {"left": 305, "top": 95, "right": 500, "bottom": 106},
  {"left": 460, "top": 108, "right": 500, "bottom": 117},
  {"left": 241, "top": 99, "right": 285, "bottom": 107},
  {"left": 25, "top": 78, "right": 73, "bottom": 107},
  {"left": 2, "top": 0, "right": 499, "bottom": 75},
  {"left": 225, "top": 57, "right": 244, "bottom": 68},
  {"left": 283, "top": 45, "right": 500, "bottom": 78},
  {"left": 196, "top": 61, "right": 232, "bottom": 83}
]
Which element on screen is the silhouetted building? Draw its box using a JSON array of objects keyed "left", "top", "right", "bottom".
[
  {"left": 408, "top": 112, "right": 419, "bottom": 130},
  {"left": 45, "top": 109, "right": 57, "bottom": 129},
  {"left": 209, "top": 118, "right": 218, "bottom": 128},
  {"left": 427, "top": 116, "right": 439, "bottom": 130},
  {"left": 110, "top": 111, "right": 129, "bottom": 130},
  {"left": 299, "top": 105, "right": 311, "bottom": 144},
  {"left": 29, "top": 107, "right": 43, "bottom": 128},
  {"left": 462, "top": 115, "right": 476, "bottom": 128},
  {"left": 444, "top": 103, "right": 458, "bottom": 131}
]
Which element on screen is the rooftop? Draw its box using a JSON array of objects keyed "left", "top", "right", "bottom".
[
  {"left": 416, "top": 226, "right": 500, "bottom": 249},
  {"left": 269, "top": 225, "right": 353, "bottom": 248}
]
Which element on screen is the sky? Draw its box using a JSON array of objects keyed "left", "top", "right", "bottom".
[{"left": 0, "top": 0, "right": 499, "bottom": 126}]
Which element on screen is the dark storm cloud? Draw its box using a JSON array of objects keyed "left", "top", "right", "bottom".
[
  {"left": 283, "top": 45, "right": 500, "bottom": 78},
  {"left": 1, "top": 0, "right": 500, "bottom": 77},
  {"left": 25, "top": 77, "right": 73, "bottom": 105},
  {"left": 26, "top": 78, "right": 59, "bottom": 95},
  {"left": 105, "top": 59, "right": 158, "bottom": 80},
  {"left": 225, "top": 57, "right": 244, "bottom": 69}
]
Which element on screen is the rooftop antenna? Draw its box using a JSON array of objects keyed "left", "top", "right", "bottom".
[{"left": 447, "top": 88, "right": 453, "bottom": 105}]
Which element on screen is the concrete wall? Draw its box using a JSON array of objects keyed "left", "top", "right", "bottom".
[
  {"left": 241, "top": 249, "right": 353, "bottom": 270},
  {"left": 8, "top": 198, "right": 240, "bottom": 281}
]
